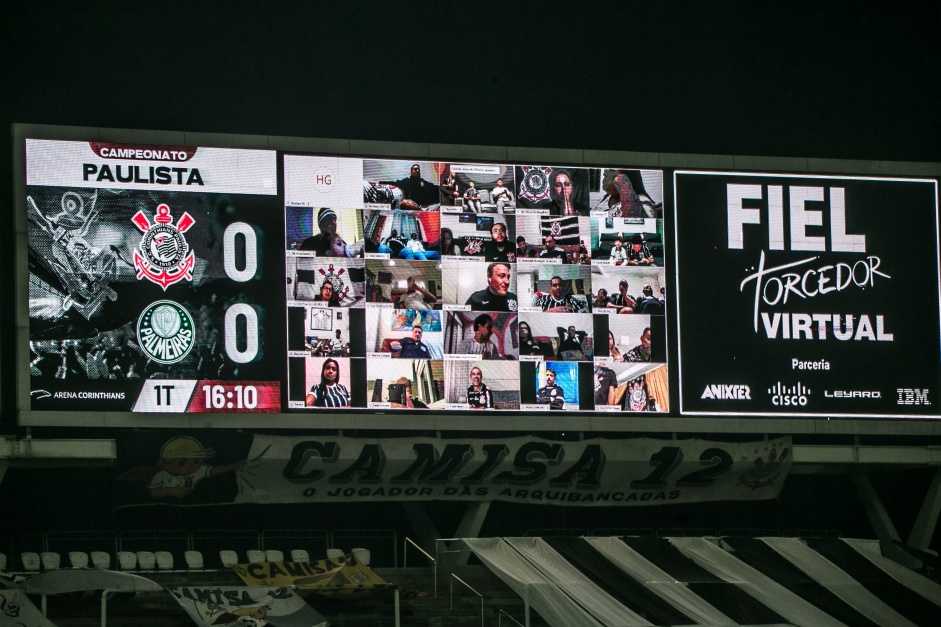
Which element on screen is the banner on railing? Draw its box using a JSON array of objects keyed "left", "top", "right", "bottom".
[
  {"left": 169, "top": 585, "right": 328, "bottom": 627},
  {"left": 0, "top": 590, "right": 58, "bottom": 627},
  {"left": 116, "top": 432, "right": 791, "bottom": 507},
  {"left": 231, "top": 553, "right": 389, "bottom": 599}
]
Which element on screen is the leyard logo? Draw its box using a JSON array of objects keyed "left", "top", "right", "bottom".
[{"left": 137, "top": 300, "right": 195, "bottom": 364}]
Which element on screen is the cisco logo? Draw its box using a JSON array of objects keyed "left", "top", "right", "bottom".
[
  {"left": 769, "top": 382, "right": 811, "bottom": 407},
  {"left": 897, "top": 389, "right": 930, "bottom": 406}
]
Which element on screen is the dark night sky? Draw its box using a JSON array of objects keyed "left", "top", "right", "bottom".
[{"left": 2, "top": 2, "right": 939, "bottom": 161}]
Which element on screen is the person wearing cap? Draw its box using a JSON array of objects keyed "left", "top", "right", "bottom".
[
  {"left": 626, "top": 233, "right": 655, "bottom": 265},
  {"left": 609, "top": 235, "right": 628, "bottom": 264},
  {"left": 402, "top": 232, "right": 430, "bottom": 261},
  {"left": 381, "top": 164, "right": 440, "bottom": 208},
  {"left": 300, "top": 208, "right": 355, "bottom": 257},
  {"left": 463, "top": 181, "right": 483, "bottom": 213}
]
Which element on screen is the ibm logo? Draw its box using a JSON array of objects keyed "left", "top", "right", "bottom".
[{"left": 897, "top": 389, "right": 930, "bottom": 406}]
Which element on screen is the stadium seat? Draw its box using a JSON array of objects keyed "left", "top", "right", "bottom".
[
  {"left": 352, "top": 548, "right": 371, "bottom": 566},
  {"left": 246, "top": 549, "right": 266, "bottom": 564},
  {"left": 290, "top": 549, "right": 310, "bottom": 563},
  {"left": 40, "top": 552, "right": 61, "bottom": 570},
  {"left": 117, "top": 551, "right": 137, "bottom": 571},
  {"left": 265, "top": 549, "right": 284, "bottom": 563},
  {"left": 21, "top": 552, "right": 41, "bottom": 573},
  {"left": 136, "top": 551, "right": 156, "bottom": 570},
  {"left": 184, "top": 550, "right": 204, "bottom": 570},
  {"left": 220, "top": 550, "right": 239, "bottom": 568},
  {"left": 0, "top": 553, "right": 7, "bottom": 572},
  {"left": 155, "top": 551, "right": 174, "bottom": 570},
  {"left": 325, "top": 548, "right": 344, "bottom": 560},
  {"left": 91, "top": 551, "right": 111, "bottom": 569},
  {"left": 69, "top": 551, "right": 89, "bottom": 569}
]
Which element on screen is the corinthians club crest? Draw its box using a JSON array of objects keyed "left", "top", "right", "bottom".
[
  {"left": 519, "top": 166, "right": 552, "bottom": 204},
  {"left": 132, "top": 203, "right": 195, "bottom": 289}
]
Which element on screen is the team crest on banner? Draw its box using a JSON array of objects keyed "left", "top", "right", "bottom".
[
  {"left": 170, "top": 585, "right": 328, "bottom": 627},
  {"left": 739, "top": 442, "right": 791, "bottom": 490},
  {"left": 518, "top": 166, "right": 552, "bottom": 204},
  {"left": 626, "top": 376, "right": 649, "bottom": 411},
  {"left": 132, "top": 203, "right": 195, "bottom": 289},
  {"left": 318, "top": 264, "right": 350, "bottom": 301}
]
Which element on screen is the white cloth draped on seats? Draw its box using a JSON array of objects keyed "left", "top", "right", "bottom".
[
  {"left": 669, "top": 537, "right": 847, "bottom": 627},
  {"left": 586, "top": 536, "right": 737, "bottom": 626},
  {"left": 463, "top": 537, "right": 604, "bottom": 627},
  {"left": 760, "top": 537, "right": 916, "bottom": 627},
  {"left": 842, "top": 538, "right": 941, "bottom": 608},
  {"left": 504, "top": 537, "right": 653, "bottom": 626}
]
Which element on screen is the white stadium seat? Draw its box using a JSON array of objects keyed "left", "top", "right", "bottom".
[
  {"left": 136, "top": 551, "right": 156, "bottom": 570},
  {"left": 117, "top": 551, "right": 137, "bottom": 571},
  {"left": 352, "top": 548, "right": 371, "bottom": 566},
  {"left": 40, "top": 552, "right": 61, "bottom": 570},
  {"left": 290, "top": 549, "right": 310, "bottom": 563},
  {"left": 184, "top": 550, "right": 204, "bottom": 570},
  {"left": 219, "top": 550, "right": 239, "bottom": 568},
  {"left": 155, "top": 551, "right": 174, "bottom": 570},
  {"left": 91, "top": 551, "right": 111, "bottom": 569},
  {"left": 21, "top": 552, "right": 41, "bottom": 573},
  {"left": 69, "top": 551, "right": 89, "bottom": 569}
]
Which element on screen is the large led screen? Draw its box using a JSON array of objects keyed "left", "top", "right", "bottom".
[
  {"left": 25, "top": 139, "right": 669, "bottom": 416},
  {"left": 675, "top": 171, "right": 941, "bottom": 417}
]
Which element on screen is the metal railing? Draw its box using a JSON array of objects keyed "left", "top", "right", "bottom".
[
  {"left": 498, "top": 609, "right": 525, "bottom": 626},
  {"left": 450, "top": 572, "right": 483, "bottom": 627},
  {"left": 402, "top": 537, "right": 437, "bottom": 596}
]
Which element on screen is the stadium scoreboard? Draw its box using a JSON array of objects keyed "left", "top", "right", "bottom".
[{"left": 16, "top": 134, "right": 941, "bottom": 425}]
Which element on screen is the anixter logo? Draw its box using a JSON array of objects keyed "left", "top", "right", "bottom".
[
  {"left": 769, "top": 382, "right": 811, "bottom": 407},
  {"left": 701, "top": 385, "right": 751, "bottom": 400}
]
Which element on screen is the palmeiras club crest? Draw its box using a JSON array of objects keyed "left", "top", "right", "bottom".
[
  {"left": 132, "top": 203, "right": 195, "bottom": 290},
  {"left": 519, "top": 166, "right": 552, "bottom": 204}
]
